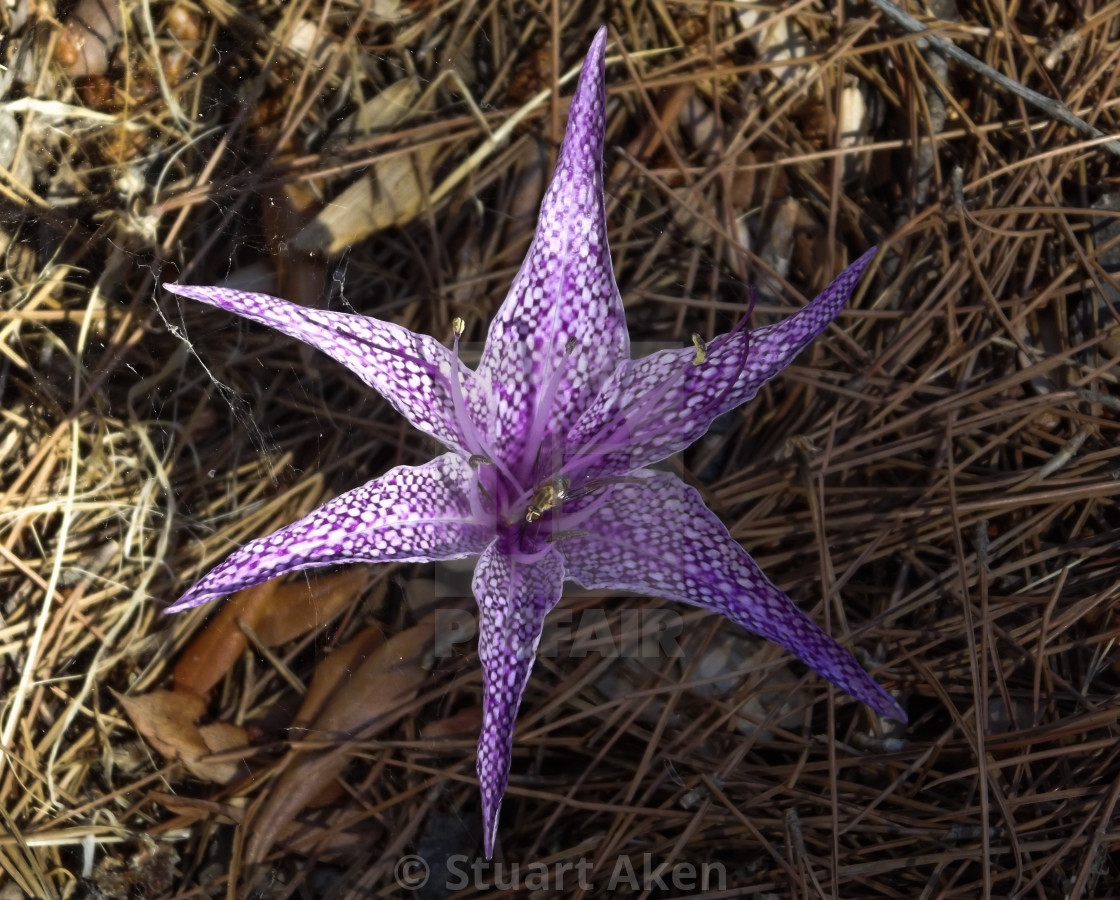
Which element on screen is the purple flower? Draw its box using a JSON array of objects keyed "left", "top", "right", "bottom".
[{"left": 164, "top": 26, "right": 905, "bottom": 858}]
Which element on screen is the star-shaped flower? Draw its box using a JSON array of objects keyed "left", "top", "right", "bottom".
[{"left": 164, "top": 26, "right": 905, "bottom": 858}]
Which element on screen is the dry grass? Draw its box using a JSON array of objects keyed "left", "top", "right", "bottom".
[{"left": 2, "top": 0, "right": 1119, "bottom": 897}]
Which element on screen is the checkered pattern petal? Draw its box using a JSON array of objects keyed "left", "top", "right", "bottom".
[
  {"left": 471, "top": 27, "right": 628, "bottom": 478},
  {"left": 167, "top": 454, "right": 492, "bottom": 612},
  {"left": 564, "top": 249, "right": 876, "bottom": 479},
  {"left": 472, "top": 544, "right": 565, "bottom": 857},
  {"left": 560, "top": 471, "right": 905, "bottom": 722},
  {"left": 164, "top": 282, "right": 475, "bottom": 453}
]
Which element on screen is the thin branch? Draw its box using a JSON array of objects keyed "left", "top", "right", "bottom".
[{"left": 866, "top": 0, "right": 1120, "bottom": 159}]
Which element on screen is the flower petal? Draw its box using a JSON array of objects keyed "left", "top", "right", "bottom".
[
  {"left": 472, "top": 26, "right": 628, "bottom": 478},
  {"left": 472, "top": 544, "right": 564, "bottom": 858},
  {"left": 164, "top": 283, "right": 475, "bottom": 453},
  {"left": 167, "top": 454, "right": 491, "bottom": 613},
  {"left": 560, "top": 471, "right": 905, "bottom": 722},
  {"left": 564, "top": 248, "right": 876, "bottom": 479}
]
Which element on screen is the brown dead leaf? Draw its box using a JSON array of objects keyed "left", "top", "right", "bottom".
[
  {"left": 292, "top": 624, "right": 386, "bottom": 728},
  {"left": 261, "top": 157, "right": 329, "bottom": 312},
  {"left": 244, "top": 615, "right": 437, "bottom": 863},
  {"left": 173, "top": 569, "right": 369, "bottom": 697},
  {"left": 173, "top": 582, "right": 277, "bottom": 696},
  {"left": 197, "top": 721, "right": 252, "bottom": 756},
  {"left": 153, "top": 793, "right": 375, "bottom": 861},
  {"left": 254, "top": 568, "right": 370, "bottom": 646},
  {"left": 294, "top": 79, "right": 440, "bottom": 254},
  {"left": 420, "top": 705, "right": 482, "bottom": 740},
  {"left": 117, "top": 690, "right": 249, "bottom": 784}
]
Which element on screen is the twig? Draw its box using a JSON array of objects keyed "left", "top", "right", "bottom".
[
  {"left": 866, "top": 0, "right": 1120, "bottom": 159},
  {"left": 428, "top": 43, "right": 674, "bottom": 207}
]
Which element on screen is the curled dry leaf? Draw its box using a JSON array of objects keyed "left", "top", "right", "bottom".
[
  {"left": 737, "top": 7, "right": 810, "bottom": 85},
  {"left": 116, "top": 690, "right": 249, "bottom": 784},
  {"left": 244, "top": 615, "right": 439, "bottom": 863},
  {"left": 55, "top": 0, "right": 125, "bottom": 77},
  {"left": 255, "top": 568, "right": 372, "bottom": 646},
  {"left": 173, "top": 568, "right": 370, "bottom": 697},
  {"left": 838, "top": 76, "right": 876, "bottom": 181},
  {"left": 295, "top": 78, "right": 439, "bottom": 254},
  {"left": 759, "top": 196, "right": 801, "bottom": 292},
  {"left": 172, "top": 581, "right": 277, "bottom": 697}
]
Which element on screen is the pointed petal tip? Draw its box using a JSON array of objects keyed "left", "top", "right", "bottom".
[
  {"left": 568, "top": 25, "right": 610, "bottom": 120},
  {"left": 162, "top": 281, "right": 207, "bottom": 302},
  {"left": 481, "top": 800, "right": 500, "bottom": 859},
  {"left": 851, "top": 244, "right": 878, "bottom": 275},
  {"left": 869, "top": 688, "right": 907, "bottom": 725},
  {"left": 163, "top": 589, "right": 218, "bottom": 614},
  {"left": 589, "top": 24, "right": 609, "bottom": 58}
]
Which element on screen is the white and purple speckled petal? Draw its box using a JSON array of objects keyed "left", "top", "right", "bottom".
[
  {"left": 473, "top": 544, "right": 564, "bottom": 858},
  {"left": 560, "top": 472, "right": 905, "bottom": 722},
  {"left": 164, "top": 283, "right": 474, "bottom": 453},
  {"left": 472, "top": 26, "right": 628, "bottom": 478},
  {"left": 167, "top": 454, "right": 492, "bottom": 613},
  {"left": 565, "top": 248, "right": 876, "bottom": 479},
  {"left": 727, "top": 246, "right": 876, "bottom": 413}
]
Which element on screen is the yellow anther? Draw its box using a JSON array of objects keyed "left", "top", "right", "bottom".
[
  {"left": 452, "top": 316, "right": 466, "bottom": 337},
  {"left": 565, "top": 336, "right": 578, "bottom": 355},
  {"left": 691, "top": 334, "right": 707, "bottom": 366}
]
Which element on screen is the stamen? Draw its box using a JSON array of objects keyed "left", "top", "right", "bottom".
[
  {"left": 445, "top": 323, "right": 489, "bottom": 457},
  {"left": 691, "top": 334, "right": 706, "bottom": 366},
  {"left": 445, "top": 321, "right": 520, "bottom": 490},
  {"left": 520, "top": 334, "right": 577, "bottom": 483},
  {"left": 464, "top": 453, "right": 493, "bottom": 524}
]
